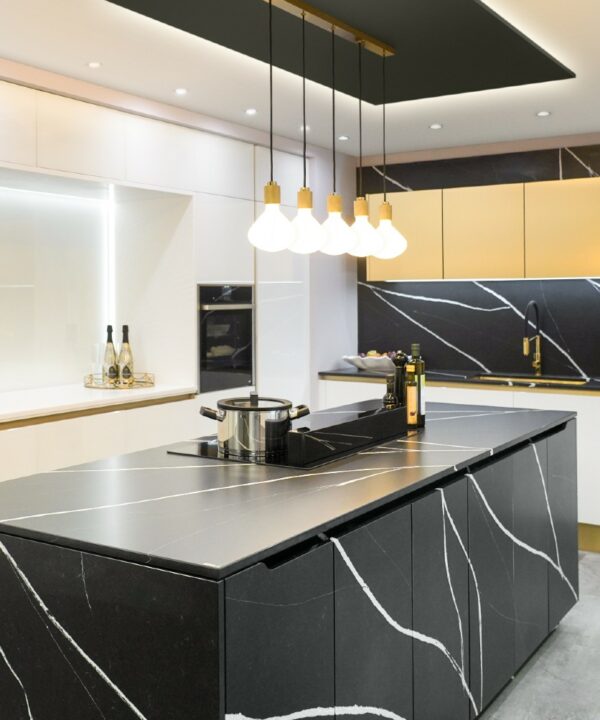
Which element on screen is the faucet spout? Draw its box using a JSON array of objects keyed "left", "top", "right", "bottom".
[{"left": 523, "top": 300, "right": 542, "bottom": 376}]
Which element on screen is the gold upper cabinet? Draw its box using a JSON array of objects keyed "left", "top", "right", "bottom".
[
  {"left": 525, "top": 177, "right": 600, "bottom": 278},
  {"left": 442, "top": 183, "right": 525, "bottom": 279},
  {"left": 366, "top": 189, "right": 443, "bottom": 281}
]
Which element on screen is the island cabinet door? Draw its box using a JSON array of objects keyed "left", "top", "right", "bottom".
[
  {"left": 332, "top": 504, "right": 413, "bottom": 720},
  {"left": 512, "top": 439, "right": 552, "bottom": 669},
  {"left": 412, "top": 477, "right": 471, "bottom": 720},
  {"left": 0, "top": 533, "right": 223, "bottom": 720},
  {"left": 224, "top": 543, "right": 334, "bottom": 720},
  {"left": 547, "top": 420, "right": 579, "bottom": 628},
  {"left": 467, "top": 456, "right": 515, "bottom": 714}
]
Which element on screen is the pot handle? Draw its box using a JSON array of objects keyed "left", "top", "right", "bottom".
[
  {"left": 290, "top": 404, "right": 310, "bottom": 420},
  {"left": 200, "top": 406, "right": 224, "bottom": 422}
]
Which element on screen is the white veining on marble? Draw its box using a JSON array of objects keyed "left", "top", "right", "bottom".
[
  {"left": 438, "top": 489, "right": 484, "bottom": 709},
  {"left": 367, "top": 287, "right": 492, "bottom": 373},
  {"left": 441, "top": 501, "right": 465, "bottom": 675},
  {"left": 0, "top": 466, "right": 441, "bottom": 525},
  {"left": 50, "top": 463, "right": 246, "bottom": 474},
  {"left": 369, "top": 165, "right": 413, "bottom": 192},
  {"left": 468, "top": 474, "right": 578, "bottom": 601},
  {"left": 428, "top": 409, "right": 533, "bottom": 423},
  {"left": 227, "top": 704, "right": 407, "bottom": 720},
  {"left": 0, "top": 642, "right": 34, "bottom": 720},
  {"left": 395, "top": 438, "right": 490, "bottom": 451},
  {"left": 531, "top": 443, "right": 564, "bottom": 581},
  {"left": 360, "top": 282, "right": 510, "bottom": 313},
  {"left": 0, "top": 539, "right": 148, "bottom": 720},
  {"left": 587, "top": 278, "right": 600, "bottom": 295},
  {"left": 331, "top": 537, "right": 478, "bottom": 714},
  {"left": 474, "top": 282, "right": 590, "bottom": 381},
  {"left": 334, "top": 466, "right": 449, "bottom": 487},
  {"left": 80, "top": 553, "right": 93, "bottom": 613}
]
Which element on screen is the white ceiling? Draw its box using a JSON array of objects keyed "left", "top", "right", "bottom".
[{"left": 0, "top": 0, "right": 598, "bottom": 157}]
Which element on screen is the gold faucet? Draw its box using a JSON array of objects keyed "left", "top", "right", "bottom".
[{"left": 523, "top": 300, "right": 542, "bottom": 376}]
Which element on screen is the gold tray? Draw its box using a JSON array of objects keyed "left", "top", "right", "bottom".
[{"left": 84, "top": 372, "right": 155, "bottom": 390}]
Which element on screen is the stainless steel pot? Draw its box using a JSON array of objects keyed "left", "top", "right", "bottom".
[{"left": 199, "top": 393, "right": 310, "bottom": 461}]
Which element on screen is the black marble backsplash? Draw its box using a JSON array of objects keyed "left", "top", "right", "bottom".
[
  {"left": 358, "top": 279, "right": 600, "bottom": 380},
  {"left": 361, "top": 145, "right": 600, "bottom": 194}
]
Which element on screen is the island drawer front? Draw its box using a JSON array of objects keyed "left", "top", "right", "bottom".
[
  {"left": 0, "top": 534, "right": 224, "bottom": 719},
  {"left": 224, "top": 543, "right": 334, "bottom": 720}
]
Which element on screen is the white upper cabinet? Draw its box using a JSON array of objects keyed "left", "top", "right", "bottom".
[
  {"left": 254, "top": 146, "right": 304, "bottom": 208},
  {"left": 37, "top": 93, "right": 126, "bottom": 179},
  {"left": 195, "top": 132, "right": 254, "bottom": 200},
  {"left": 126, "top": 115, "right": 201, "bottom": 191},
  {"left": 195, "top": 193, "right": 255, "bottom": 284},
  {"left": 126, "top": 116, "right": 254, "bottom": 198},
  {"left": 0, "top": 81, "right": 36, "bottom": 167}
]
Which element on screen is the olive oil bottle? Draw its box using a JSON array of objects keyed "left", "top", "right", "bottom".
[
  {"left": 406, "top": 343, "right": 425, "bottom": 427},
  {"left": 102, "top": 325, "right": 118, "bottom": 386},
  {"left": 117, "top": 325, "right": 134, "bottom": 386}
]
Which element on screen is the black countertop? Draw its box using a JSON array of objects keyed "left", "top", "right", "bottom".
[
  {"left": 0, "top": 401, "right": 574, "bottom": 581},
  {"left": 319, "top": 366, "right": 600, "bottom": 392}
]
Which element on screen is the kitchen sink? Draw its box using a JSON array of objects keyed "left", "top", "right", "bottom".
[{"left": 474, "top": 374, "right": 587, "bottom": 387}]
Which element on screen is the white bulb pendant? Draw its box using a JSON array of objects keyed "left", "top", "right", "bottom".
[
  {"left": 289, "top": 187, "right": 325, "bottom": 254},
  {"left": 349, "top": 197, "right": 384, "bottom": 257},
  {"left": 248, "top": 181, "right": 293, "bottom": 252},
  {"left": 373, "top": 201, "right": 408, "bottom": 259},
  {"left": 321, "top": 193, "right": 356, "bottom": 255}
]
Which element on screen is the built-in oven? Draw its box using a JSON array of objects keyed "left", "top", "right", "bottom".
[{"left": 198, "top": 285, "right": 254, "bottom": 393}]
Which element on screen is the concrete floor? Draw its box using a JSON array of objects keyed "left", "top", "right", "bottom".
[{"left": 481, "top": 552, "right": 600, "bottom": 720}]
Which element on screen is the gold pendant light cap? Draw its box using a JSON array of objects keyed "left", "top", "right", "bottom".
[
  {"left": 379, "top": 200, "right": 393, "bottom": 221},
  {"left": 354, "top": 196, "right": 369, "bottom": 217},
  {"left": 264, "top": 181, "right": 281, "bottom": 205},
  {"left": 327, "top": 193, "right": 343, "bottom": 213},
  {"left": 297, "top": 187, "right": 313, "bottom": 209}
]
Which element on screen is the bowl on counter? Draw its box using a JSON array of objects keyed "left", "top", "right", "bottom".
[{"left": 343, "top": 355, "right": 395, "bottom": 373}]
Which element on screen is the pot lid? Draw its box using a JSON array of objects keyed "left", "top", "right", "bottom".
[{"left": 217, "top": 394, "right": 292, "bottom": 411}]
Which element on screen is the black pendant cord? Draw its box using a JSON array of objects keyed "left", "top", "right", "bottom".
[
  {"left": 358, "top": 42, "right": 363, "bottom": 198},
  {"left": 302, "top": 12, "right": 307, "bottom": 188},
  {"left": 331, "top": 25, "right": 336, "bottom": 194},
  {"left": 269, "top": 0, "right": 274, "bottom": 183},
  {"left": 382, "top": 51, "right": 387, "bottom": 201}
]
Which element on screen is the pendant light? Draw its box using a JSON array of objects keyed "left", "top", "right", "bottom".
[
  {"left": 321, "top": 26, "right": 355, "bottom": 256},
  {"left": 373, "top": 51, "right": 408, "bottom": 260},
  {"left": 349, "top": 42, "right": 383, "bottom": 258},
  {"left": 248, "top": 0, "right": 294, "bottom": 253},
  {"left": 289, "top": 13, "right": 325, "bottom": 254}
]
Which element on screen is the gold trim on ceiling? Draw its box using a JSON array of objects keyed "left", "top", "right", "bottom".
[{"left": 263, "top": 0, "right": 395, "bottom": 56}]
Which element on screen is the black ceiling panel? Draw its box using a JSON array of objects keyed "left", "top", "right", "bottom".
[{"left": 107, "top": 0, "right": 574, "bottom": 104}]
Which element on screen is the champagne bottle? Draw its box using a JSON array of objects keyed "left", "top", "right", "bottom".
[
  {"left": 102, "top": 325, "right": 118, "bottom": 385},
  {"left": 409, "top": 342, "right": 426, "bottom": 427},
  {"left": 117, "top": 325, "right": 134, "bottom": 386}
]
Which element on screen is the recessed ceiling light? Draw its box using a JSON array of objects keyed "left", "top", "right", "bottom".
[
  {"left": 429, "top": 123, "right": 443, "bottom": 130},
  {"left": 245, "top": 108, "right": 257, "bottom": 116},
  {"left": 175, "top": 88, "right": 188, "bottom": 96},
  {"left": 536, "top": 110, "right": 551, "bottom": 117},
  {"left": 87, "top": 61, "right": 102, "bottom": 69},
  {"left": 338, "top": 135, "right": 349, "bottom": 141}
]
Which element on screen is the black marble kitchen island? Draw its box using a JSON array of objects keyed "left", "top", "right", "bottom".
[{"left": 0, "top": 402, "right": 578, "bottom": 720}]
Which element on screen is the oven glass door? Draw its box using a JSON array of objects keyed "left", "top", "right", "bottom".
[{"left": 199, "top": 288, "right": 253, "bottom": 393}]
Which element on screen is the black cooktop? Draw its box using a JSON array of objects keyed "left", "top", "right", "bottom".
[{"left": 169, "top": 400, "right": 408, "bottom": 469}]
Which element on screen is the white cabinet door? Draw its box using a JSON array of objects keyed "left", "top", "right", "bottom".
[
  {"left": 0, "top": 426, "right": 38, "bottom": 482},
  {"left": 254, "top": 146, "right": 304, "bottom": 208},
  {"left": 195, "top": 193, "right": 255, "bottom": 284},
  {"left": 255, "top": 204, "right": 310, "bottom": 405},
  {"left": 196, "top": 132, "right": 254, "bottom": 200},
  {"left": 318, "top": 379, "right": 384, "bottom": 409},
  {"left": 0, "top": 81, "right": 36, "bottom": 167},
  {"left": 425, "top": 385, "right": 515, "bottom": 408},
  {"left": 126, "top": 115, "right": 198, "bottom": 191},
  {"left": 37, "top": 93, "right": 126, "bottom": 179}
]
